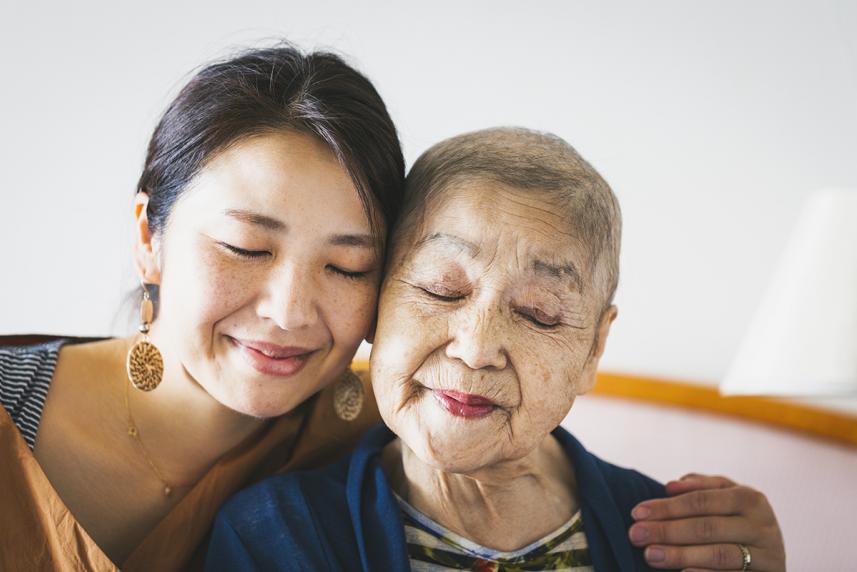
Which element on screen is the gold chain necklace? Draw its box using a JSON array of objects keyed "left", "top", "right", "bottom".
[{"left": 123, "top": 378, "right": 192, "bottom": 498}]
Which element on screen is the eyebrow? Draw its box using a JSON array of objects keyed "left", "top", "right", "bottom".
[
  {"left": 416, "top": 231, "right": 582, "bottom": 290},
  {"left": 533, "top": 259, "right": 583, "bottom": 292},
  {"left": 223, "top": 209, "right": 285, "bottom": 231},
  {"left": 416, "top": 232, "right": 480, "bottom": 257},
  {"left": 328, "top": 233, "right": 375, "bottom": 249},
  {"left": 224, "top": 208, "right": 374, "bottom": 249}
]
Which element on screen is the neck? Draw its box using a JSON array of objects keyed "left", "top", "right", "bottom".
[
  {"left": 121, "top": 334, "right": 267, "bottom": 488},
  {"left": 383, "top": 433, "right": 579, "bottom": 552}
]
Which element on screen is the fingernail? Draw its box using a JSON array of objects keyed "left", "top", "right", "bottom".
[
  {"left": 632, "top": 505, "right": 651, "bottom": 520},
  {"left": 646, "top": 547, "right": 665, "bottom": 562},
  {"left": 629, "top": 525, "right": 649, "bottom": 543}
]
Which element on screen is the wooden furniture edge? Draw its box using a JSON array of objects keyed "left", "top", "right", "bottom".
[
  {"left": 350, "top": 360, "right": 857, "bottom": 446},
  {"left": 591, "top": 372, "right": 857, "bottom": 446}
]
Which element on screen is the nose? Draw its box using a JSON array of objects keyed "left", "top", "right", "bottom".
[
  {"left": 445, "top": 304, "right": 508, "bottom": 370},
  {"left": 256, "top": 264, "right": 319, "bottom": 331}
]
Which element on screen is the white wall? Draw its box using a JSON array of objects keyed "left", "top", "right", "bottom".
[{"left": 2, "top": 1, "right": 856, "bottom": 408}]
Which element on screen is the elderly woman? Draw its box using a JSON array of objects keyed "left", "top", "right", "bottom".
[{"left": 206, "top": 128, "right": 784, "bottom": 571}]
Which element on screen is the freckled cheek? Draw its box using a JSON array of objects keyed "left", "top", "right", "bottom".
[
  {"left": 322, "top": 282, "right": 378, "bottom": 341},
  {"left": 515, "top": 362, "right": 578, "bottom": 419},
  {"left": 167, "top": 248, "right": 258, "bottom": 328}
]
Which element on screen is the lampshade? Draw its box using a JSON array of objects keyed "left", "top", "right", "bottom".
[{"left": 721, "top": 188, "right": 857, "bottom": 396}]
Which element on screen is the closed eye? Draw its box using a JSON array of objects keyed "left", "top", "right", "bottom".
[
  {"left": 419, "top": 285, "right": 466, "bottom": 302},
  {"left": 516, "top": 307, "right": 560, "bottom": 329},
  {"left": 218, "top": 242, "right": 271, "bottom": 259},
  {"left": 327, "top": 265, "right": 371, "bottom": 280}
]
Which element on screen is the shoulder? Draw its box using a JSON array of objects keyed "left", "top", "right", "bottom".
[
  {"left": 553, "top": 427, "right": 665, "bottom": 571},
  {"left": 0, "top": 337, "right": 64, "bottom": 395},
  {"left": 219, "top": 455, "right": 351, "bottom": 532},
  {"left": 208, "top": 452, "right": 356, "bottom": 571},
  {"left": 590, "top": 455, "right": 666, "bottom": 509},
  {"left": 553, "top": 426, "right": 666, "bottom": 509},
  {"left": 208, "top": 424, "right": 397, "bottom": 572},
  {"left": 0, "top": 338, "right": 65, "bottom": 448}
]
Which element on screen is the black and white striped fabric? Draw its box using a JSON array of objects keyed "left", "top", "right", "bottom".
[{"left": 0, "top": 339, "right": 64, "bottom": 450}]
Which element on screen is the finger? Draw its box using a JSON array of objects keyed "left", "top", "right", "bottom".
[
  {"left": 642, "top": 543, "right": 763, "bottom": 571},
  {"left": 665, "top": 474, "right": 736, "bottom": 496},
  {"left": 632, "top": 487, "right": 762, "bottom": 521},
  {"left": 629, "top": 516, "right": 758, "bottom": 547}
]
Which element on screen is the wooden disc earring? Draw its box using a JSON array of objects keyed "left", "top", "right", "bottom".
[
  {"left": 333, "top": 368, "right": 364, "bottom": 421},
  {"left": 126, "top": 284, "right": 164, "bottom": 392}
]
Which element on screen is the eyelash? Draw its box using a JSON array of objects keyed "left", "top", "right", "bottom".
[
  {"left": 219, "top": 242, "right": 270, "bottom": 258},
  {"left": 327, "top": 265, "right": 370, "bottom": 281},
  {"left": 420, "top": 286, "right": 466, "bottom": 302},
  {"left": 220, "top": 243, "right": 369, "bottom": 280},
  {"left": 517, "top": 307, "right": 561, "bottom": 329},
  {"left": 420, "top": 288, "right": 559, "bottom": 328}
]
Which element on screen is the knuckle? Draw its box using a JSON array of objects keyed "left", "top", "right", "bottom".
[
  {"left": 712, "top": 544, "right": 734, "bottom": 568},
  {"left": 696, "top": 517, "right": 717, "bottom": 541},
  {"left": 689, "top": 490, "right": 709, "bottom": 513},
  {"left": 648, "top": 523, "right": 666, "bottom": 543},
  {"left": 714, "top": 475, "right": 739, "bottom": 490},
  {"left": 751, "top": 489, "right": 769, "bottom": 508},
  {"left": 668, "top": 547, "right": 688, "bottom": 568},
  {"left": 734, "top": 486, "right": 760, "bottom": 510},
  {"left": 745, "top": 487, "right": 767, "bottom": 510},
  {"left": 759, "top": 521, "right": 784, "bottom": 545}
]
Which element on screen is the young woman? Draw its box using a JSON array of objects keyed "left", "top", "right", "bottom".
[
  {"left": 0, "top": 44, "right": 404, "bottom": 571},
  {"left": 0, "top": 44, "right": 783, "bottom": 571}
]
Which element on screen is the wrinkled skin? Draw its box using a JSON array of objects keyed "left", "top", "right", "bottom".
[
  {"left": 372, "top": 183, "right": 613, "bottom": 475},
  {"left": 371, "top": 182, "right": 616, "bottom": 549}
]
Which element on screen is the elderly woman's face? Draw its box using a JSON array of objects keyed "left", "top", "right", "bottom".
[{"left": 371, "top": 182, "right": 611, "bottom": 473}]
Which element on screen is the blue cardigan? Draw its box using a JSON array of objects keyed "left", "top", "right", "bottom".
[{"left": 206, "top": 424, "right": 666, "bottom": 571}]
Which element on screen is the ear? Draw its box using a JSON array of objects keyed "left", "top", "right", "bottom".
[
  {"left": 577, "top": 304, "right": 618, "bottom": 394},
  {"left": 591, "top": 304, "right": 618, "bottom": 361},
  {"left": 133, "top": 193, "right": 162, "bottom": 284}
]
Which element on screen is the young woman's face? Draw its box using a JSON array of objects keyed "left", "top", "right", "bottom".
[{"left": 147, "top": 131, "right": 381, "bottom": 417}]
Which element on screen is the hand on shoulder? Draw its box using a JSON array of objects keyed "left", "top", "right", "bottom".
[{"left": 628, "top": 473, "right": 785, "bottom": 571}]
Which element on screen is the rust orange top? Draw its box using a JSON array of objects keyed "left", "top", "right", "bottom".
[{"left": 0, "top": 355, "right": 379, "bottom": 572}]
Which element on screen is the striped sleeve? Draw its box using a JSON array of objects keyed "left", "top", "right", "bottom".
[{"left": 0, "top": 342, "right": 62, "bottom": 450}]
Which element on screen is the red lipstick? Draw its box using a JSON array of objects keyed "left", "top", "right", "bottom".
[
  {"left": 433, "top": 390, "right": 496, "bottom": 419},
  {"left": 229, "top": 337, "right": 313, "bottom": 377}
]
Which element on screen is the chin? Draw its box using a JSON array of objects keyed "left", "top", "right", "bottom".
[
  {"left": 217, "top": 386, "right": 305, "bottom": 419},
  {"left": 400, "top": 423, "right": 499, "bottom": 475}
]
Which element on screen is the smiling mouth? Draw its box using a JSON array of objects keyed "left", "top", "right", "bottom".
[
  {"left": 228, "top": 337, "right": 315, "bottom": 378},
  {"left": 432, "top": 389, "right": 497, "bottom": 419}
]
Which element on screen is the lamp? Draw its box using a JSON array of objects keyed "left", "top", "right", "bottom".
[{"left": 721, "top": 188, "right": 857, "bottom": 396}]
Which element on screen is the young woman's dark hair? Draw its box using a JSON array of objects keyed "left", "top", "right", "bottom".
[{"left": 137, "top": 42, "right": 405, "bottom": 247}]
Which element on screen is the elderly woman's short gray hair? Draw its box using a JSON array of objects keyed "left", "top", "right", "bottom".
[{"left": 396, "top": 127, "right": 621, "bottom": 313}]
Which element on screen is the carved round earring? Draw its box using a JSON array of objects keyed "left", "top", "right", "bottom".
[
  {"left": 333, "top": 368, "right": 364, "bottom": 421},
  {"left": 126, "top": 283, "right": 164, "bottom": 391}
]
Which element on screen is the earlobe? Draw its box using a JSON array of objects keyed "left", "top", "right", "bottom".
[{"left": 133, "top": 192, "right": 161, "bottom": 285}]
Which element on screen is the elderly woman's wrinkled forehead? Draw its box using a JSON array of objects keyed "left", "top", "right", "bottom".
[
  {"left": 394, "top": 127, "right": 622, "bottom": 308},
  {"left": 403, "top": 181, "right": 593, "bottom": 292}
]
